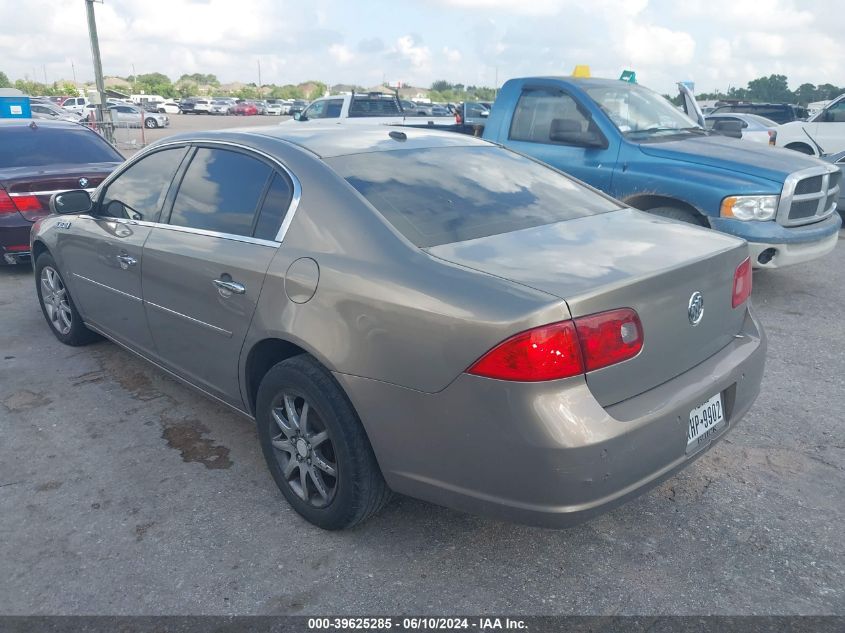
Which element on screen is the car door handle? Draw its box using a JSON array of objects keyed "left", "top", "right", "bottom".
[
  {"left": 117, "top": 254, "right": 137, "bottom": 269},
  {"left": 212, "top": 279, "right": 246, "bottom": 295}
]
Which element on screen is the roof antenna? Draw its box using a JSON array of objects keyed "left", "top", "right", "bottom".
[
  {"left": 29, "top": 120, "right": 38, "bottom": 129},
  {"left": 388, "top": 130, "right": 407, "bottom": 141}
]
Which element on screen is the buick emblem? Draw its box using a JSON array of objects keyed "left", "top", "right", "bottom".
[
  {"left": 688, "top": 291, "right": 704, "bottom": 326},
  {"left": 78, "top": 177, "right": 89, "bottom": 188}
]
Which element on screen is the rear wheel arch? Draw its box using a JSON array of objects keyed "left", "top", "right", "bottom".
[
  {"left": 623, "top": 195, "right": 710, "bottom": 227},
  {"left": 31, "top": 239, "right": 49, "bottom": 262}
]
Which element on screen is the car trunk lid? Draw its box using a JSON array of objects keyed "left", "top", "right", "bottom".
[
  {"left": 426, "top": 208, "right": 750, "bottom": 407},
  {"left": 0, "top": 163, "right": 117, "bottom": 221}
]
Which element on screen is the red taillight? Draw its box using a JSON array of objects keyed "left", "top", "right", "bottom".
[
  {"left": 455, "top": 111, "right": 463, "bottom": 125},
  {"left": 467, "top": 320, "right": 584, "bottom": 381},
  {"left": 732, "top": 257, "right": 752, "bottom": 308},
  {"left": 0, "top": 190, "right": 16, "bottom": 214},
  {"left": 5, "top": 245, "right": 29, "bottom": 252},
  {"left": 467, "top": 308, "right": 644, "bottom": 382},
  {"left": 10, "top": 195, "right": 44, "bottom": 212},
  {"left": 573, "top": 308, "right": 643, "bottom": 372}
]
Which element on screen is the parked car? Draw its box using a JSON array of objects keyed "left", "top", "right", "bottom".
[
  {"left": 254, "top": 101, "right": 269, "bottom": 115},
  {"left": 710, "top": 102, "right": 808, "bottom": 125},
  {"left": 0, "top": 119, "right": 122, "bottom": 265},
  {"left": 181, "top": 99, "right": 211, "bottom": 114},
  {"left": 705, "top": 113, "right": 778, "bottom": 145},
  {"left": 152, "top": 101, "right": 180, "bottom": 115},
  {"left": 61, "top": 96, "right": 89, "bottom": 115},
  {"left": 210, "top": 100, "right": 232, "bottom": 115},
  {"left": 232, "top": 102, "right": 259, "bottom": 116},
  {"left": 266, "top": 102, "right": 284, "bottom": 116},
  {"left": 480, "top": 76, "right": 842, "bottom": 269},
  {"left": 80, "top": 104, "right": 169, "bottom": 129},
  {"left": 29, "top": 102, "right": 81, "bottom": 123},
  {"left": 286, "top": 93, "right": 453, "bottom": 126},
  {"left": 776, "top": 93, "right": 845, "bottom": 156},
  {"left": 288, "top": 100, "right": 308, "bottom": 116},
  {"left": 32, "top": 126, "right": 765, "bottom": 529},
  {"left": 455, "top": 101, "right": 491, "bottom": 132}
]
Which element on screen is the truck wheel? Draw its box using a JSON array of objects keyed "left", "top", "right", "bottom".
[
  {"left": 256, "top": 355, "right": 391, "bottom": 530},
  {"left": 646, "top": 206, "right": 708, "bottom": 227},
  {"left": 785, "top": 143, "right": 815, "bottom": 155}
]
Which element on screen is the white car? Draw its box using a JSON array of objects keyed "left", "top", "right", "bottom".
[
  {"left": 776, "top": 93, "right": 845, "bottom": 156},
  {"left": 266, "top": 102, "right": 284, "bottom": 116},
  {"left": 153, "top": 101, "right": 180, "bottom": 114},
  {"left": 705, "top": 113, "right": 778, "bottom": 145}
]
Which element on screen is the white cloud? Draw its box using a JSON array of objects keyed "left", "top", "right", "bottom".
[
  {"left": 392, "top": 35, "right": 432, "bottom": 71},
  {"left": 442, "top": 47, "right": 462, "bottom": 63},
  {"left": 329, "top": 44, "right": 354, "bottom": 65},
  {"left": 621, "top": 24, "right": 695, "bottom": 67}
]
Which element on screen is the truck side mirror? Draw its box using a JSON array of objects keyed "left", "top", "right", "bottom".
[{"left": 293, "top": 111, "right": 304, "bottom": 121}]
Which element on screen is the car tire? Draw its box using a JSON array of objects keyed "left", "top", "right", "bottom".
[
  {"left": 144, "top": 118, "right": 158, "bottom": 129},
  {"left": 785, "top": 142, "right": 815, "bottom": 155},
  {"left": 35, "top": 253, "right": 101, "bottom": 346},
  {"left": 256, "top": 355, "right": 391, "bottom": 530},
  {"left": 646, "top": 206, "right": 708, "bottom": 227}
]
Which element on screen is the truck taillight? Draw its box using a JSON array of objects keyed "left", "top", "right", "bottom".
[
  {"left": 467, "top": 309, "right": 643, "bottom": 382},
  {"left": 455, "top": 111, "right": 463, "bottom": 125},
  {"left": 732, "top": 257, "right": 752, "bottom": 308}
]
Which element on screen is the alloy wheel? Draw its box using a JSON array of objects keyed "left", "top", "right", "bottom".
[
  {"left": 270, "top": 392, "right": 338, "bottom": 508},
  {"left": 40, "top": 266, "right": 72, "bottom": 335}
]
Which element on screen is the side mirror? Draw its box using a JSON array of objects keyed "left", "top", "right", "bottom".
[
  {"left": 49, "top": 190, "right": 93, "bottom": 215},
  {"left": 480, "top": 110, "right": 490, "bottom": 118},
  {"left": 293, "top": 111, "right": 305, "bottom": 121},
  {"left": 712, "top": 120, "right": 743, "bottom": 139}
]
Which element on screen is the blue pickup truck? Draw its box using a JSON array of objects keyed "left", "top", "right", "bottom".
[{"left": 481, "top": 77, "right": 842, "bottom": 268}]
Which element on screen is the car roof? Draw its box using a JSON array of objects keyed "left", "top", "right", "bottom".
[
  {"left": 0, "top": 119, "right": 88, "bottom": 130},
  {"left": 159, "top": 125, "right": 492, "bottom": 158}
]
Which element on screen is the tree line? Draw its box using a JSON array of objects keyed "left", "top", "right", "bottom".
[{"left": 691, "top": 74, "right": 842, "bottom": 105}]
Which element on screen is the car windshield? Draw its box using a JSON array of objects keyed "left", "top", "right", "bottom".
[
  {"left": 585, "top": 83, "right": 701, "bottom": 138},
  {"left": 328, "top": 145, "right": 621, "bottom": 247},
  {"left": 0, "top": 125, "right": 123, "bottom": 168}
]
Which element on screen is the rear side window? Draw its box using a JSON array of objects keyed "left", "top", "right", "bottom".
[
  {"left": 254, "top": 173, "right": 294, "bottom": 240},
  {"left": 328, "top": 146, "right": 621, "bottom": 247},
  {"left": 99, "top": 147, "right": 188, "bottom": 222},
  {"left": 0, "top": 125, "right": 123, "bottom": 168},
  {"left": 509, "top": 89, "right": 593, "bottom": 144},
  {"left": 168, "top": 148, "right": 271, "bottom": 237}
]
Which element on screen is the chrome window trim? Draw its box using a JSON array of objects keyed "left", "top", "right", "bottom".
[
  {"left": 10, "top": 188, "right": 96, "bottom": 197},
  {"left": 777, "top": 164, "right": 840, "bottom": 227},
  {"left": 145, "top": 300, "right": 233, "bottom": 337},
  {"left": 79, "top": 216, "right": 280, "bottom": 247},
  {"left": 93, "top": 139, "right": 302, "bottom": 244},
  {"left": 74, "top": 273, "right": 142, "bottom": 302}
]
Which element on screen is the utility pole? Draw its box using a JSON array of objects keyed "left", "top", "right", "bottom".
[
  {"left": 71, "top": 61, "right": 77, "bottom": 86},
  {"left": 43, "top": 65, "right": 48, "bottom": 85},
  {"left": 132, "top": 63, "right": 136, "bottom": 93},
  {"left": 257, "top": 59, "right": 262, "bottom": 98},
  {"left": 85, "top": 0, "right": 113, "bottom": 143}
]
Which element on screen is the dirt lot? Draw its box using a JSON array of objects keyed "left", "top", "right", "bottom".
[{"left": 0, "top": 140, "right": 843, "bottom": 614}]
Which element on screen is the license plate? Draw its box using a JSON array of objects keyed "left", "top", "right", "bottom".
[{"left": 687, "top": 392, "right": 724, "bottom": 451}]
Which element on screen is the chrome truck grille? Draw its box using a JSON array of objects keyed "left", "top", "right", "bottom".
[{"left": 777, "top": 165, "right": 841, "bottom": 227}]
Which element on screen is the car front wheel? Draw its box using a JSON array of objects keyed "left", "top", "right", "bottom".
[
  {"left": 144, "top": 118, "right": 159, "bottom": 129},
  {"left": 35, "top": 253, "right": 101, "bottom": 346},
  {"left": 256, "top": 355, "right": 391, "bottom": 530}
]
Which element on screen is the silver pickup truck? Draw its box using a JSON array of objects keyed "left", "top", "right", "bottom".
[{"left": 282, "top": 91, "right": 455, "bottom": 127}]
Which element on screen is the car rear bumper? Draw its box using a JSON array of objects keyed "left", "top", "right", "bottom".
[
  {"left": 1, "top": 222, "right": 33, "bottom": 265},
  {"left": 336, "top": 307, "right": 766, "bottom": 528}
]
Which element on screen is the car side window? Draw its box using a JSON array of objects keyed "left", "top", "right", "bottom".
[
  {"left": 509, "top": 89, "right": 592, "bottom": 144},
  {"left": 253, "top": 173, "right": 294, "bottom": 240},
  {"left": 325, "top": 99, "right": 343, "bottom": 118},
  {"left": 99, "top": 147, "right": 188, "bottom": 221},
  {"left": 304, "top": 101, "right": 326, "bottom": 119},
  {"left": 168, "top": 147, "right": 271, "bottom": 237}
]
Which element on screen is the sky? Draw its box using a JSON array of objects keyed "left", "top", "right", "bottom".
[{"left": 0, "top": 0, "right": 841, "bottom": 95}]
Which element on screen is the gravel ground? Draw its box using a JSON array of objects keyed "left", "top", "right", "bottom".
[{"left": 0, "top": 218, "right": 843, "bottom": 614}]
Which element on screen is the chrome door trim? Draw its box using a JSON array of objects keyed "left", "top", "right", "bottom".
[
  {"left": 9, "top": 188, "right": 97, "bottom": 197},
  {"left": 80, "top": 216, "right": 280, "bottom": 248},
  {"left": 74, "top": 273, "right": 142, "bottom": 302},
  {"left": 83, "top": 321, "right": 254, "bottom": 421},
  {"left": 92, "top": 138, "right": 303, "bottom": 244},
  {"left": 144, "top": 300, "right": 233, "bottom": 338}
]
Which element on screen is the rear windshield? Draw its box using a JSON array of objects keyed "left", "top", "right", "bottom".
[
  {"left": 0, "top": 125, "right": 122, "bottom": 168},
  {"left": 327, "top": 146, "right": 621, "bottom": 247},
  {"left": 349, "top": 97, "right": 402, "bottom": 117}
]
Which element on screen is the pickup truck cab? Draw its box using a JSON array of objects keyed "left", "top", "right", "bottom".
[
  {"left": 775, "top": 93, "right": 845, "bottom": 157},
  {"left": 284, "top": 92, "right": 454, "bottom": 127},
  {"left": 483, "top": 77, "right": 841, "bottom": 268}
]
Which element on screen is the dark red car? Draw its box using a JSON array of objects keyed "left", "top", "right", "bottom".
[
  {"left": 0, "top": 120, "right": 123, "bottom": 265},
  {"left": 232, "top": 102, "right": 259, "bottom": 116}
]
